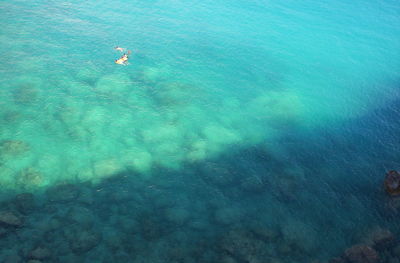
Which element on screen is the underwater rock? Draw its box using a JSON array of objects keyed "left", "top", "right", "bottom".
[
  {"left": 46, "top": 184, "right": 80, "bottom": 202},
  {"left": 200, "top": 162, "right": 238, "bottom": 187},
  {"left": 249, "top": 223, "right": 279, "bottom": 241},
  {"left": 344, "top": 244, "right": 379, "bottom": 263},
  {"left": 109, "top": 189, "right": 132, "bottom": 202},
  {"left": 42, "top": 216, "right": 62, "bottom": 234},
  {"left": 214, "top": 207, "right": 243, "bottom": 225},
  {"left": 0, "top": 140, "right": 30, "bottom": 157},
  {"left": 166, "top": 243, "right": 192, "bottom": 262},
  {"left": 27, "top": 260, "right": 42, "bottom": 263},
  {"left": 56, "top": 106, "right": 82, "bottom": 127},
  {"left": 121, "top": 148, "right": 153, "bottom": 173},
  {"left": 13, "top": 84, "right": 38, "bottom": 104},
  {"left": 95, "top": 72, "right": 132, "bottom": 95},
  {"left": 138, "top": 214, "right": 167, "bottom": 241},
  {"left": 221, "top": 229, "right": 271, "bottom": 263},
  {"left": 14, "top": 193, "right": 35, "bottom": 214},
  {"left": 164, "top": 207, "right": 190, "bottom": 226},
  {"left": 102, "top": 227, "right": 124, "bottom": 251},
  {"left": 17, "top": 168, "right": 42, "bottom": 188},
  {"left": 29, "top": 247, "right": 51, "bottom": 260},
  {"left": 188, "top": 219, "right": 208, "bottom": 231},
  {"left": 153, "top": 81, "right": 197, "bottom": 107},
  {"left": 68, "top": 228, "right": 102, "bottom": 254},
  {"left": 364, "top": 227, "right": 396, "bottom": 251},
  {"left": 247, "top": 90, "right": 304, "bottom": 126},
  {"left": 2, "top": 111, "right": 21, "bottom": 123},
  {"left": 271, "top": 173, "right": 299, "bottom": 201},
  {"left": 0, "top": 211, "right": 22, "bottom": 227},
  {"left": 384, "top": 170, "right": 400, "bottom": 196},
  {"left": 140, "top": 65, "right": 171, "bottom": 83},
  {"left": 386, "top": 196, "right": 400, "bottom": 212},
  {"left": 76, "top": 65, "right": 101, "bottom": 84},
  {"left": 93, "top": 159, "right": 124, "bottom": 179},
  {"left": 76, "top": 187, "right": 94, "bottom": 205},
  {"left": 65, "top": 206, "right": 94, "bottom": 229},
  {"left": 81, "top": 106, "right": 108, "bottom": 131},
  {"left": 202, "top": 124, "right": 241, "bottom": 148},
  {"left": 281, "top": 219, "right": 319, "bottom": 253},
  {"left": 240, "top": 175, "right": 266, "bottom": 193}
]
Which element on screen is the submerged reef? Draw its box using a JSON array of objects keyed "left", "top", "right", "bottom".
[
  {"left": 0, "top": 140, "right": 30, "bottom": 158},
  {"left": 0, "top": 45, "right": 397, "bottom": 263},
  {"left": 327, "top": 227, "right": 399, "bottom": 263},
  {"left": 0, "top": 168, "right": 398, "bottom": 263},
  {"left": 0, "top": 61, "right": 307, "bottom": 191}
]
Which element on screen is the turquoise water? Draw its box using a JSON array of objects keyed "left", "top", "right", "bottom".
[{"left": 0, "top": 0, "right": 399, "bottom": 261}]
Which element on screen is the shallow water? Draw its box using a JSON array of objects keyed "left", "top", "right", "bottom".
[{"left": 0, "top": 0, "right": 399, "bottom": 262}]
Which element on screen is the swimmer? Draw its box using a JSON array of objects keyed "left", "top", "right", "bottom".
[
  {"left": 115, "top": 50, "right": 131, "bottom": 65},
  {"left": 114, "top": 46, "right": 125, "bottom": 52}
]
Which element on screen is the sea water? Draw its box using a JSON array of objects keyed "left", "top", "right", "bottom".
[{"left": 0, "top": 0, "right": 399, "bottom": 261}]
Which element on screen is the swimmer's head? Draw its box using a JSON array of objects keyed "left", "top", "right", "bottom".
[{"left": 114, "top": 47, "right": 125, "bottom": 52}]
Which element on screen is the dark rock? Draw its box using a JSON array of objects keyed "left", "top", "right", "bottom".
[
  {"left": 29, "top": 247, "right": 51, "bottom": 260},
  {"left": 46, "top": 184, "right": 80, "bottom": 202},
  {"left": 27, "top": 260, "right": 42, "bottom": 263},
  {"left": 249, "top": 223, "right": 279, "bottom": 241},
  {"left": 221, "top": 229, "right": 271, "bottom": 262},
  {"left": 344, "top": 244, "right": 379, "bottom": 263},
  {"left": 0, "top": 211, "right": 23, "bottom": 227},
  {"left": 138, "top": 214, "right": 169, "bottom": 241},
  {"left": 271, "top": 174, "right": 298, "bottom": 201},
  {"left": 387, "top": 197, "right": 400, "bottom": 211},
  {"left": 76, "top": 187, "right": 94, "bottom": 205},
  {"left": 368, "top": 228, "right": 396, "bottom": 250},
  {"left": 384, "top": 170, "right": 400, "bottom": 196},
  {"left": 69, "top": 229, "right": 102, "bottom": 254},
  {"left": 65, "top": 206, "right": 94, "bottom": 229},
  {"left": 14, "top": 193, "right": 35, "bottom": 214}
]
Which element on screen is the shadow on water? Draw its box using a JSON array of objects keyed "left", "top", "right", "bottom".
[
  {"left": 0, "top": 131, "right": 399, "bottom": 262},
  {"left": 1, "top": 100, "right": 400, "bottom": 262}
]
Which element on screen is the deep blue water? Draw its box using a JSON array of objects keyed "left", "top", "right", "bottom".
[{"left": 0, "top": 0, "right": 399, "bottom": 262}]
